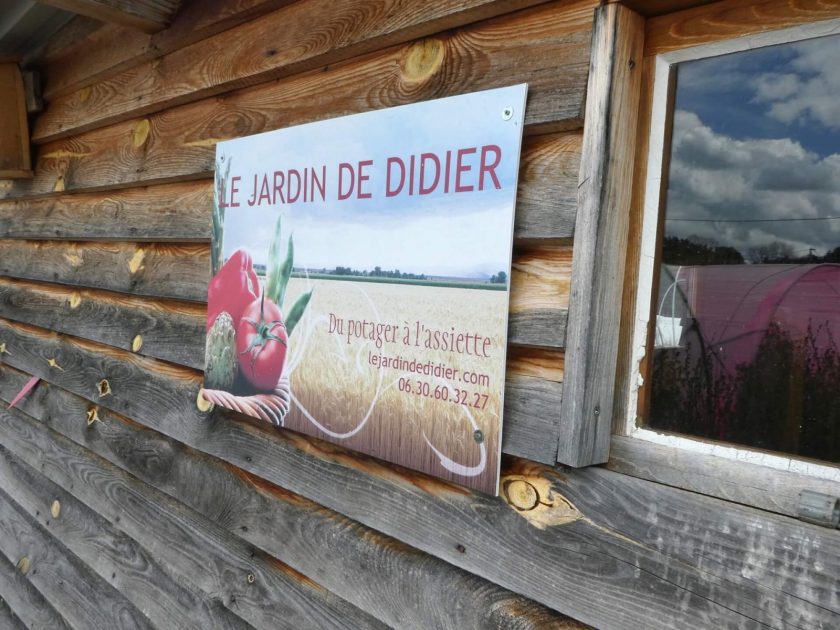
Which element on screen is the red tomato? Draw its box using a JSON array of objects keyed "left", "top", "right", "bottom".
[
  {"left": 237, "top": 294, "right": 288, "bottom": 391},
  {"left": 207, "top": 248, "right": 260, "bottom": 330}
]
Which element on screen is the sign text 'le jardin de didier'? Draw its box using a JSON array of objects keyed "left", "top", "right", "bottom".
[{"left": 202, "top": 85, "right": 528, "bottom": 494}]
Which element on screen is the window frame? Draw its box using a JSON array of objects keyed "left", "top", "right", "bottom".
[{"left": 609, "top": 10, "right": 840, "bottom": 519}]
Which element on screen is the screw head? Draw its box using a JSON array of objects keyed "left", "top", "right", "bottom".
[
  {"left": 502, "top": 106, "right": 513, "bottom": 121},
  {"left": 473, "top": 429, "right": 484, "bottom": 443}
]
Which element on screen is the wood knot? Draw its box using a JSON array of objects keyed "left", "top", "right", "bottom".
[
  {"left": 500, "top": 474, "right": 582, "bottom": 530},
  {"left": 128, "top": 247, "right": 146, "bottom": 274},
  {"left": 132, "top": 335, "right": 143, "bottom": 352},
  {"left": 16, "top": 556, "right": 30, "bottom": 574},
  {"left": 196, "top": 389, "right": 214, "bottom": 413},
  {"left": 503, "top": 479, "right": 540, "bottom": 511},
  {"left": 86, "top": 406, "right": 100, "bottom": 426},
  {"left": 97, "top": 379, "right": 111, "bottom": 398},
  {"left": 132, "top": 119, "right": 151, "bottom": 148},
  {"left": 68, "top": 292, "right": 81, "bottom": 309},
  {"left": 50, "top": 500, "right": 61, "bottom": 519},
  {"left": 400, "top": 38, "right": 445, "bottom": 82},
  {"left": 77, "top": 86, "right": 91, "bottom": 103}
]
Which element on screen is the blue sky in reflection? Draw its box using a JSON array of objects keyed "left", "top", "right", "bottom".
[{"left": 665, "top": 34, "right": 840, "bottom": 258}]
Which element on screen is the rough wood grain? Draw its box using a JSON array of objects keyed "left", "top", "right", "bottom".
[
  {"left": 0, "top": 551, "right": 71, "bottom": 630},
  {"left": 0, "top": 278, "right": 206, "bottom": 369},
  {"left": 31, "top": 0, "right": 589, "bottom": 143},
  {"left": 558, "top": 5, "right": 645, "bottom": 467},
  {"left": 38, "top": 1, "right": 301, "bottom": 100},
  {"left": 0, "top": 241, "right": 209, "bottom": 302},
  {"left": 0, "top": 448, "right": 253, "bottom": 630},
  {"left": 1, "top": 320, "right": 836, "bottom": 629},
  {"left": 0, "top": 132, "right": 580, "bottom": 242},
  {"left": 0, "top": 180, "right": 211, "bottom": 241},
  {"left": 0, "top": 409, "right": 386, "bottom": 630},
  {"left": 0, "top": 64, "right": 31, "bottom": 178},
  {"left": 0, "top": 240, "right": 568, "bottom": 348},
  {"left": 609, "top": 435, "right": 840, "bottom": 519},
  {"left": 11, "top": 4, "right": 591, "bottom": 199},
  {"left": 0, "top": 487, "right": 155, "bottom": 630},
  {"left": 645, "top": 0, "right": 840, "bottom": 56},
  {"left": 0, "top": 310, "right": 562, "bottom": 461},
  {"left": 0, "top": 367, "right": 585, "bottom": 629},
  {"left": 36, "top": 0, "right": 182, "bottom": 33},
  {"left": 0, "top": 596, "right": 25, "bottom": 630}
]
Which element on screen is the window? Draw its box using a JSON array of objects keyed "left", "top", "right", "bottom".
[{"left": 623, "top": 18, "right": 840, "bottom": 500}]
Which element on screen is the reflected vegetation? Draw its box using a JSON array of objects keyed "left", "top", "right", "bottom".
[{"left": 646, "top": 33, "right": 840, "bottom": 463}]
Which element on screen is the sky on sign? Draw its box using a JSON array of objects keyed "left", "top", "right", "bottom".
[
  {"left": 216, "top": 85, "right": 527, "bottom": 278},
  {"left": 664, "top": 33, "right": 840, "bottom": 259}
]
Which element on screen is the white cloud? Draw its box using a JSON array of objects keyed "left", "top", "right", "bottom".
[
  {"left": 751, "top": 36, "right": 840, "bottom": 129},
  {"left": 666, "top": 110, "right": 840, "bottom": 255}
]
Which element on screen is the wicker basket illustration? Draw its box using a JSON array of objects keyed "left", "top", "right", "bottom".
[{"left": 202, "top": 373, "right": 291, "bottom": 427}]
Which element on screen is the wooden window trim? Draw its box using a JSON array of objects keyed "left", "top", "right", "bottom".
[{"left": 609, "top": 1, "right": 840, "bottom": 518}]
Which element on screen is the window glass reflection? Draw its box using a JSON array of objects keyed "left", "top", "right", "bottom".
[{"left": 647, "top": 34, "right": 840, "bottom": 463}]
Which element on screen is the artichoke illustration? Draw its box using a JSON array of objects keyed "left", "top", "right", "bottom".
[{"left": 205, "top": 311, "right": 238, "bottom": 390}]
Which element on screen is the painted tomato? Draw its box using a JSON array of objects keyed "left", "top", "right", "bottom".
[
  {"left": 237, "top": 294, "right": 288, "bottom": 391},
  {"left": 207, "top": 248, "right": 260, "bottom": 331}
]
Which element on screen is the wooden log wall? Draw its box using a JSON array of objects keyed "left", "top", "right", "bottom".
[{"left": 0, "top": 0, "right": 837, "bottom": 628}]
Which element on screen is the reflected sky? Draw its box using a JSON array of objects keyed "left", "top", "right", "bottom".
[{"left": 664, "top": 33, "right": 840, "bottom": 260}]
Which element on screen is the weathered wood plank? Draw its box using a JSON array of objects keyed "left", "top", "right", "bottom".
[
  {"left": 558, "top": 5, "right": 644, "bottom": 467},
  {"left": 0, "top": 64, "right": 32, "bottom": 178},
  {"left": 16, "top": 8, "right": 591, "bottom": 198},
  {"left": 645, "top": 0, "right": 840, "bottom": 57},
  {"left": 0, "top": 409, "right": 386, "bottom": 630},
  {"left": 0, "top": 180, "right": 211, "bottom": 242},
  {"left": 35, "top": 0, "right": 182, "bottom": 34},
  {"left": 0, "top": 487, "right": 155, "bottom": 630},
  {"left": 0, "top": 366, "right": 585, "bottom": 629},
  {"left": 0, "top": 241, "right": 209, "bottom": 302},
  {"left": 31, "top": 0, "right": 588, "bottom": 143},
  {"left": 0, "top": 276, "right": 564, "bottom": 379},
  {"left": 10, "top": 4, "right": 592, "bottom": 201},
  {"left": 0, "top": 241, "right": 568, "bottom": 348},
  {"left": 516, "top": 132, "right": 581, "bottom": 240},
  {"left": 0, "top": 133, "right": 580, "bottom": 242},
  {"left": 0, "top": 595, "right": 25, "bottom": 630},
  {"left": 608, "top": 435, "right": 840, "bottom": 519},
  {"left": 0, "top": 449, "right": 253, "bottom": 630},
  {"left": 503, "top": 374, "right": 562, "bottom": 462},
  {"left": 1, "top": 319, "right": 836, "bottom": 628},
  {"left": 0, "top": 309, "right": 562, "bottom": 460},
  {"left": 0, "top": 278, "right": 206, "bottom": 369},
  {"left": 0, "top": 552, "right": 71, "bottom": 630},
  {"left": 39, "top": 1, "right": 300, "bottom": 100}
]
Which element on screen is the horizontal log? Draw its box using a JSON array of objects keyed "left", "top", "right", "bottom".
[
  {"left": 0, "top": 552, "right": 70, "bottom": 630},
  {"left": 0, "top": 365, "right": 584, "bottom": 629},
  {"left": 0, "top": 308, "right": 563, "bottom": 461},
  {"left": 36, "top": 0, "right": 181, "bottom": 34},
  {"left": 0, "top": 487, "right": 155, "bottom": 630},
  {"left": 0, "top": 278, "right": 206, "bottom": 369},
  {"left": 40, "top": 1, "right": 300, "bottom": 100},
  {"left": 0, "top": 409, "right": 386, "bottom": 630},
  {"left": 32, "top": 0, "right": 584, "bottom": 142},
  {"left": 7, "top": 5, "right": 590, "bottom": 200},
  {"left": 644, "top": 0, "right": 840, "bottom": 57},
  {"left": 0, "top": 132, "right": 581, "bottom": 241},
  {"left": 608, "top": 435, "right": 840, "bottom": 519},
  {"left": 0, "top": 241, "right": 209, "bottom": 302},
  {"left": 0, "top": 448, "right": 251, "bottom": 630},
  {"left": 0, "top": 596, "right": 24, "bottom": 630},
  {"left": 0, "top": 318, "right": 836, "bottom": 628},
  {"left": 0, "top": 240, "right": 570, "bottom": 347},
  {"left": 0, "top": 180, "right": 212, "bottom": 242}
]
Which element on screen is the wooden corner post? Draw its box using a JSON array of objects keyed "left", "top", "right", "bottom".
[{"left": 557, "top": 4, "right": 644, "bottom": 467}]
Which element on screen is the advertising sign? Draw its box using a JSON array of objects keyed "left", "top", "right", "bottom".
[{"left": 203, "top": 85, "right": 527, "bottom": 494}]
